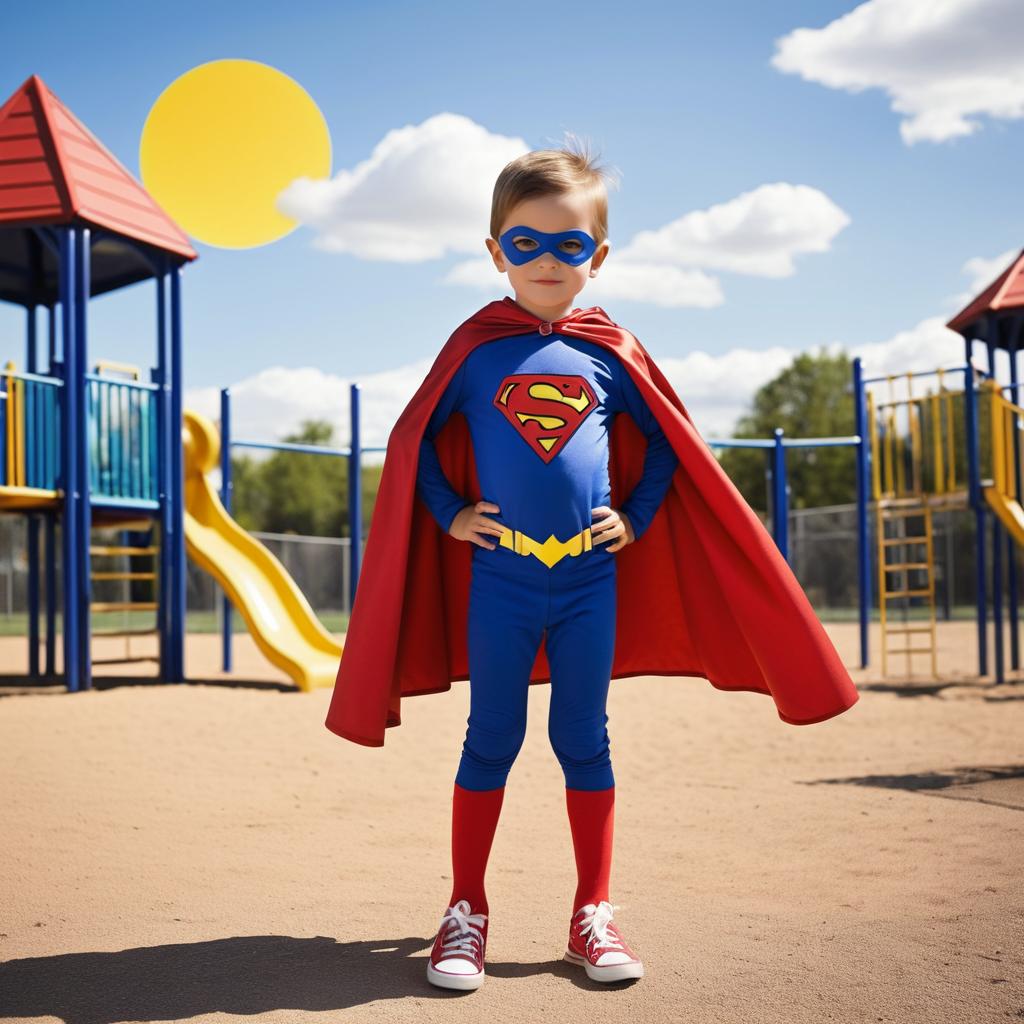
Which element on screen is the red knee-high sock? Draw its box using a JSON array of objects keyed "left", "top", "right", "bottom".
[
  {"left": 449, "top": 782, "right": 506, "bottom": 916},
  {"left": 565, "top": 785, "right": 615, "bottom": 913}
]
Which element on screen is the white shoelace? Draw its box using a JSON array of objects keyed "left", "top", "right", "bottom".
[
  {"left": 438, "top": 900, "right": 487, "bottom": 960},
  {"left": 577, "top": 901, "right": 625, "bottom": 954}
]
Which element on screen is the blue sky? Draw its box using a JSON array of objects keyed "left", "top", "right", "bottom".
[{"left": 3, "top": 0, "right": 1021, "bottom": 449}]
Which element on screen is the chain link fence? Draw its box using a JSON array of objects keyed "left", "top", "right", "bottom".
[
  {"left": 0, "top": 518, "right": 355, "bottom": 633},
  {"left": 0, "top": 502, "right": 1001, "bottom": 630}
]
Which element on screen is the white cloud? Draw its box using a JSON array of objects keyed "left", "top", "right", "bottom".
[
  {"left": 276, "top": 113, "right": 847, "bottom": 308},
  {"left": 276, "top": 112, "right": 527, "bottom": 261},
  {"left": 185, "top": 359, "right": 436, "bottom": 471},
  {"left": 945, "top": 246, "right": 1019, "bottom": 312},
  {"left": 613, "top": 182, "right": 851, "bottom": 278},
  {"left": 651, "top": 346, "right": 798, "bottom": 437},
  {"left": 442, "top": 181, "right": 849, "bottom": 307},
  {"left": 772, "top": 0, "right": 1024, "bottom": 144},
  {"left": 851, "top": 315, "right": 966, "bottom": 378}
]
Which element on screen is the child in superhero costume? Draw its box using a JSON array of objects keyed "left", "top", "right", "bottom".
[{"left": 324, "top": 143, "right": 859, "bottom": 991}]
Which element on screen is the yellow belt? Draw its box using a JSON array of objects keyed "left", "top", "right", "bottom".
[{"left": 497, "top": 525, "right": 594, "bottom": 568}]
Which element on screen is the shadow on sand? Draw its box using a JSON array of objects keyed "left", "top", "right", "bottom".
[
  {"left": 803, "top": 763, "right": 1024, "bottom": 811},
  {"left": 0, "top": 932, "right": 634, "bottom": 1022}
]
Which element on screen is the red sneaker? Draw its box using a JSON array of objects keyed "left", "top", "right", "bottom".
[
  {"left": 426, "top": 898, "right": 488, "bottom": 990},
  {"left": 564, "top": 901, "right": 644, "bottom": 982}
]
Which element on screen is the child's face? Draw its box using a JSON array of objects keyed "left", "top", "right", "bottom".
[{"left": 485, "top": 191, "right": 610, "bottom": 314}]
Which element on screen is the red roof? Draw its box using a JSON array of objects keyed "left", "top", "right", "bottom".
[
  {"left": 947, "top": 248, "right": 1024, "bottom": 335},
  {"left": 0, "top": 73, "right": 197, "bottom": 261}
]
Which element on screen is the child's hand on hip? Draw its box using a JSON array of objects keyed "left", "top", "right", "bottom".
[
  {"left": 449, "top": 501, "right": 508, "bottom": 549},
  {"left": 591, "top": 506, "right": 635, "bottom": 552}
]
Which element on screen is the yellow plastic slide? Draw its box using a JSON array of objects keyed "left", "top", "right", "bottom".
[
  {"left": 984, "top": 484, "right": 1024, "bottom": 548},
  {"left": 182, "top": 409, "right": 343, "bottom": 691}
]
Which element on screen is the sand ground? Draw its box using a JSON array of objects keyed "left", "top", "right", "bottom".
[{"left": 0, "top": 621, "right": 1022, "bottom": 1024}]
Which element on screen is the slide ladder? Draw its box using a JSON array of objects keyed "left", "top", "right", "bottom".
[
  {"left": 875, "top": 499, "right": 938, "bottom": 678},
  {"left": 89, "top": 526, "right": 161, "bottom": 665}
]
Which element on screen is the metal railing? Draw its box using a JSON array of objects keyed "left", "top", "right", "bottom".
[{"left": 1, "top": 363, "right": 62, "bottom": 490}]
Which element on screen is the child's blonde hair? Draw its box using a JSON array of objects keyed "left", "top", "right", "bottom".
[{"left": 489, "top": 131, "right": 621, "bottom": 247}]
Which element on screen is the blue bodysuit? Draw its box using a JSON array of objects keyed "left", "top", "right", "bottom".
[{"left": 416, "top": 330, "right": 679, "bottom": 791}]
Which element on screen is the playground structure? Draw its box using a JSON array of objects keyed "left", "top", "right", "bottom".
[
  {"left": 852, "top": 248, "right": 1024, "bottom": 685},
  {"left": 0, "top": 73, "right": 356, "bottom": 693},
  {"left": 1, "top": 72, "right": 1023, "bottom": 692}
]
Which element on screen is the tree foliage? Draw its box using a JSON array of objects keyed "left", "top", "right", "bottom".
[
  {"left": 717, "top": 350, "right": 856, "bottom": 514},
  {"left": 227, "top": 419, "right": 382, "bottom": 537}
]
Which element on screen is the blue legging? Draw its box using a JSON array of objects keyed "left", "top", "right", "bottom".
[{"left": 456, "top": 545, "right": 617, "bottom": 792}]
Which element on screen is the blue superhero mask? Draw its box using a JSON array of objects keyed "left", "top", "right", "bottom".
[{"left": 498, "top": 225, "right": 598, "bottom": 267}]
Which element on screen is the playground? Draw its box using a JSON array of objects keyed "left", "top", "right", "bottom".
[
  {"left": 4, "top": 75, "right": 1024, "bottom": 696},
  {"left": 2, "top": 73, "right": 1024, "bottom": 1023},
  {"left": 1, "top": 626, "right": 1022, "bottom": 1023}
]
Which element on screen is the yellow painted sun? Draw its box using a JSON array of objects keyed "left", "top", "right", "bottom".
[{"left": 140, "top": 59, "right": 331, "bottom": 249}]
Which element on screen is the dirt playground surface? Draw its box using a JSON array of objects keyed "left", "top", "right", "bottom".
[{"left": 0, "top": 621, "right": 1022, "bottom": 1024}]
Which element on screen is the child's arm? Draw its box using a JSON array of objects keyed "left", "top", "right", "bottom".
[
  {"left": 614, "top": 366, "right": 680, "bottom": 540},
  {"left": 416, "top": 361, "right": 471, "bottom": 533}
]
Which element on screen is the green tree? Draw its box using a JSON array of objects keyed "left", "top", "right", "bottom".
[
  {"left": 231, "top": 420, "right": 342, "bottom": 535},
  {"left": 227, "top": 451, "right": 268, "bottom": 533},
  {"left": 718, "top": 349, "right": 856, "bottom": 513},
  {"left": 227, "top": 418, "right": 381, "bottom": 537},
  {"left": 262, "top": 420, "right": 345, "bottom": 535}
]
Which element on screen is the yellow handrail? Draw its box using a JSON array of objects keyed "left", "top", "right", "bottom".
[
  {"left": 93, "top": 360, "right": 142, "bottom": 381},
  {"left": 867, "top": 368, "right": 964, "bottom": 504},
  {"left": 3, "top": 360, "right": 25, "bottom": 486}
]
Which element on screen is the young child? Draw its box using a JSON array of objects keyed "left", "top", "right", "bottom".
[
  {"left": 417, "top": 146, "right": 677, "bottom": 989},
  {"left": 324, "top": 140, "right": 859, "bottom": 992}
]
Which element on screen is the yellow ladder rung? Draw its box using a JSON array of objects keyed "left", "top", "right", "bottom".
[
  {"left": 886, "top": 647, "right": 935, "bottom": 655},
  {"left": 90, "top": 545, "right": 158, "bottom": 556},
  {"left": 885, "top": 625, "right": 933, "bottom": 634},
  {"left": 880, "top": 507, "right": 928, "bottom": 518},
  {"left": 882, "top": 536, "right": 928, "bottom": 545},
  {"left": 883, "top": 562, "right": 931, "bottom": 570},
  {"left": 91, "top": 571, "right": 157, "bottom": 581},
  {"left": 90, "top": 601, "right": 159, "bottom": 613},
  {"left": 884, "top": 588, "right": 933, "bottom": 598}
]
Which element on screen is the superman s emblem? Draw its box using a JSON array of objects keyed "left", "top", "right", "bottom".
[{"left": 493, "top": 373, "right": 597, "bottom": 463}]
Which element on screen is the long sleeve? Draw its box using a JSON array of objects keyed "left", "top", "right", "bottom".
[
  {"left": 614, "top": 364, "right": 679, "bottom": 540},
  {"left": 416, "top": 360, "right": 470, "bottom": 533}
]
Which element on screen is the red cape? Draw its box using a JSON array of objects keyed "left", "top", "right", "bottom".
[{"left": 325, "top": 297, "right": 859, "bottom": 746}]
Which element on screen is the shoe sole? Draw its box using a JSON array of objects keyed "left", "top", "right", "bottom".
[
  {"left": 563, "top": 946, "right": 644, "bottom": 982},
  {"left": 426, "top": 960, "right": 485, "bottom": 990}
]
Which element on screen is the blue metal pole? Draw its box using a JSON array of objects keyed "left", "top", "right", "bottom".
[
  {"left": 74, "top": 226, "right": 92, "bottom": 689},
  {"left": 349, "top": 382, "right": 362, "bottom": 609},
  {"left": 26, "top": 304, "right": 40, "bottom": 679},
  {"left": 59, "top": 227, "right": 80, "bottom": 692},
  {"left": 220, "top": 387, "right": 232, "bottom": 672},
  {"left": 771, "top": 427, "right": 789, "bottom": 560},
  {"left": 1008, "top": 317, "right": 1021, "bottom": 671},
  {"left": 45, "top": 304, "right": 56, "bottom": 678},
  {"left": 963, "top": 335, "right": 986, "bottom": 677},
  {"left": 987, "top": 318, "right": 1004, "bottom": 684},
  {"left": 26, "top": 511, "right": 40, "bottom": 679},
  {"left": 852, "top": 357, "right": 869, "bottom": 669},
  {"left": 45, "top": 514, "right": 56, "bottom": 677},
  {"left": 155, "top": 267, "right": 171, "bottom": 682},
  {"left": 169, "top": 263, "right": 186, "bottom": 682}
]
